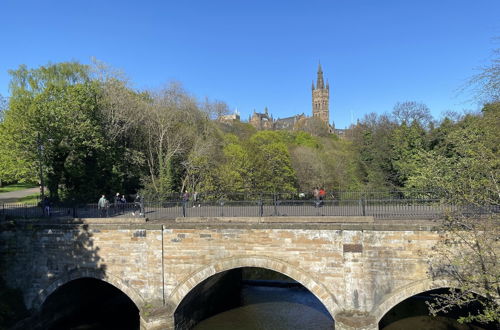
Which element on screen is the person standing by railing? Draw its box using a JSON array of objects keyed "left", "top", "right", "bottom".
[
  {"left": 42, "top": 196, "right": 51, "bottom": 217},
  {"left": 114, "top": 193, "right": 121, "bottom": 215},
  {"left": 98, "top": 195, "right": 108, "bottom": 217},
  {"left": 319, "top": 188, "right": 326, "bottom": 207},
  {"left": 120, "top": 194, "right": 127, "bottom": 215},
  {"left": 182, "top": 190, "right": 190, "bottom": 205},
  {"left": 133, "top": 194, "right": 144, "bottom": 216},
  {"left": 193, "top": 191, "right": 200, "bottom": 207},
  {"left": 313, "top": 187, "right": 320, "bottom": 207}
]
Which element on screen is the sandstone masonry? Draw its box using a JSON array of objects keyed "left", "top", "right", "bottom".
[{"left": 0, "top": 218, "right": 445, "bottom": 330}]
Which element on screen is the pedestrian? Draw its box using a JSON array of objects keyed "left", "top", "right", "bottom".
[
  {"left": 114, "top": 192, "right": 120, "bottom": 214},
  {"left": 193, "top": 191, "right": 199, "bottom": 207},
  {"left": 319, "top": 187, "right": 326, "bottom": 206},
  {"left": 313, "top": 187, "right": 320, "bottom": 207},
  {"left": 182, "top": 190, "right": 190, "bottom": 205},
  {"left": 98, "top": 194, "right": 107, "bottom": 217},
  {"left": 133, "top": 194, "right": 143, "bottom": 216},
  {"left": 120, "top": 194, "right": 127, "bottom": 214},
  {"left": 42, "top": 196, "right": 51, "bottom": 217}
]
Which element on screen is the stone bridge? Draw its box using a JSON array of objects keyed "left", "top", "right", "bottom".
[{"left": 0, "top": 216, "right": 448, "bottom": 329}]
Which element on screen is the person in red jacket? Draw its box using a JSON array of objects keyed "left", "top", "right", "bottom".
[{"left": 319, "top": 188, "right": 326, "bottom": 206}]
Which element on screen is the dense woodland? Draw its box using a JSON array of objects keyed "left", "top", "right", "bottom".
[
  {"left": 0, "top": 57, "right": 498, "bottom": 326},
  {"left": 0, "top": 60, "right": 498, "bottom": 205}
]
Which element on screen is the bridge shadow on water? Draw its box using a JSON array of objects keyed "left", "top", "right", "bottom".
[
  {"left": 42, "top": 278, "right": 139, "bottom": 330},
  {"left": 379, "top": 288, "right": 498, "bottom": 330}
]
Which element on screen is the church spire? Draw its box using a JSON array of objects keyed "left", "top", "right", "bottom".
[{"left": 316, "top": 62, "right": 324, "bottom": 89}]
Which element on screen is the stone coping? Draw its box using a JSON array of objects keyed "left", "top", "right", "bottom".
[
  {"left": 3, "top": 217, "right": 440, "bottom": 231},
  {"left": 174, "top": 216, "right": 374, "bottom": 223}
]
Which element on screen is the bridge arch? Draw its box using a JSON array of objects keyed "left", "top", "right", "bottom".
[
  {"left": 373, "top": 278, "right": 450, "bottom": 322},
  {"left": 32, "top": 267, "right": 145, "bottom": 311},
  {"left": 168, "top": 255, "right": 340, "bottom": 317}
]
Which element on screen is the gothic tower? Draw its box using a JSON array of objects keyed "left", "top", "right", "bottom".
[{"left": 312, "top": 63, "right": 330, "bottom": 124}]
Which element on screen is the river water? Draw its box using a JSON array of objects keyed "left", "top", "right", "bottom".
[
  {"left": 45, "top": 280, "right": 493, "bottom": 330},
  {"left": 194, "top": 284, "right": 491, "bottom": 330},
  {"left": 193, "top": 284, "right": 334, "bottom": 330}
]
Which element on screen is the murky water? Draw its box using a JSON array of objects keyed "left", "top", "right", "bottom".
[
  {"left": 193, "top": 284, "right": 334, "bottom": 330},
  {"left": 383, "top": 316, "right": 486, "bottom": 330},
  {"left": 45, "top": 281, "right": 494, "bottom": 330},
  {"left": 194, "top": 285, "right": 493, "bottom": 330}
]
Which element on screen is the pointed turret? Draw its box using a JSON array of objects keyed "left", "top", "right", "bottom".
[
  {"left": 316, "top": 62, "right": 324, "bottom": 89},
  {"left": 312, "top": 62, "right": 330, "bottom": 126}
]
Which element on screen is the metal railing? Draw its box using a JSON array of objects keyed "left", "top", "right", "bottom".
[{"left": 0, "top": 191, "right": 497, "bottom": 221}]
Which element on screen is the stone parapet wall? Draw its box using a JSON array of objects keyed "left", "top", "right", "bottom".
[{"left": 1, "top": 218, "right": 443, "bottom": 329}]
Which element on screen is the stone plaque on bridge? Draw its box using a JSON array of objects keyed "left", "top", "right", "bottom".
[{"left": 343, "top": 244, "right": 363, "bottom": 253}]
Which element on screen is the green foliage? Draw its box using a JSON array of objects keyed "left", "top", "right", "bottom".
[
  {"left": 407, "top": 103, "right": 499, "bottom": 205},
  {"left": 348, "top": 113, "right": 398, "bottom": 190},
  {"left": 0, "top": 62, "right": 144, "bottom": 201},
  {"left": 251, "top": 141, "right": 297, "bottom": 192},
  {"left": 291, "top": 131, "right": 320, "bottom": 148},
  {"left": 217, "top": 142, "right": 253, "bottom": 192},
  {"left": 413, "top": 103, "right": 500, "bottom": 325},
  {"left": 390, "top": 121, "right": 428, "bottom": 186}
]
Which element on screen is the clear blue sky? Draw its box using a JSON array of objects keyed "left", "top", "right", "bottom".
[{"left": 1, "top": 0, "right": 499, "bottom": 128}]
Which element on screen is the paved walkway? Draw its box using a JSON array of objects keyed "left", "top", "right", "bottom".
[{"left": 0, "top": 187, "right": 39, "bottom": 203}]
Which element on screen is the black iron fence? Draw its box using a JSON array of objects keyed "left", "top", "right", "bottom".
[{"left": 0, "top": 191, "right": 498, "bottom": 221}]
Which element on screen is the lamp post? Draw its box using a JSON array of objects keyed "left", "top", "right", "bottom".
[{"left": 37, "top": 132, "right": 45, "bottom": 199}]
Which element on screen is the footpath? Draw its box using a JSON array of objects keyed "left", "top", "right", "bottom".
[{"left": 0, "top": 188, "right": 39, "bottom": 203}]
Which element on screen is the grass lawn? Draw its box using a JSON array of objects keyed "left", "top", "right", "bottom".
[
  {"left": 0, "top": 183, "right": 38, "bottom": 193},
  {"left": 16, "top": 194, "right": 41, "bottom": 204}
]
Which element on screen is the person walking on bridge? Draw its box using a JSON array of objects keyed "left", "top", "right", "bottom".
[
  {"left": 313, "top": 187, "right": 320, "bottom": 207},
  {"left": 319, "top": 187, "right": 326, "bottom": 207}
]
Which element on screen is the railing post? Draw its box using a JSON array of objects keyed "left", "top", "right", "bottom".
[
  {"left": 273, "top": 194, "right": 278, "bottom": 216},
  {"left": 363, "top": 197, "right": 367, "bottom": 216},
  {"left": 360, "top": 197, "right": 366, "bottom": 216},
  {"left": 259, "top": 199, "right": 263, "bottom": 217}
]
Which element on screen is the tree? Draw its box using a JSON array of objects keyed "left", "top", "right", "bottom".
[
  {"left": 391, "top": 101, "right": 433, "bottom": 129},
  {"left": 217, "top": 142, "right": 253, "bottom": 193},
  {"left": 140, "top": 83, "right": 202, "bottom": 197},
  {"left": 0, "top": 94, "right": 7, "bottom": 123},
  {"left": 295, "top": 116, "right": 330, "bottom": 137},
  {"left": 181, "top": 118, "right": 224, "bottom": 193},
  {"left": 290, "top": 146, "right": 326, "bottom": 191},
  {"left": 348, "top": 113, "right": 398, "bottom": 190},
  {"left": 251, "top": 142, "right": 297, "bottom": 192},
  {"left": 467, "top": 46, "right": 500, "bottom": 104},
  {"left": 427, "top": 215, "right": 499, "bottom": 325},
  {"left": 201, "top": 97, "right": 231, "bottom": 120},
  {"left": 407, "top": 104, "right": 500, "bottom": 324},
  {"left": 389, "top": 121, "right": 428, "bottom": 187},
  {"left": 0, "top": 62, "right": 145, "bottom": 201}
]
